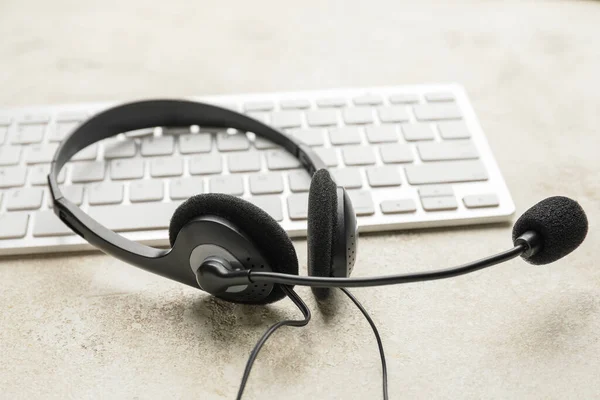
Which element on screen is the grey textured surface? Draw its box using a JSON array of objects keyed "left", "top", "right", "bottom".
[{"left": 1, "top": 0, "right": 599, "bottom": 399}]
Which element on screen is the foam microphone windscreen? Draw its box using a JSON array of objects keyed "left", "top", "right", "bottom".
[{"left": 512, "top": 196, "right": 588, "bottom": 265}]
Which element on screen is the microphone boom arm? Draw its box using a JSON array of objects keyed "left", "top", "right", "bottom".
[{"left": 249, "top": 244, "right": 527, "bottom": 288}]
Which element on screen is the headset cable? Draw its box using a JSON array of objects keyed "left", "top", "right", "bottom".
[{"left": 236, "top": 285, "right": 311, "bottom": 400}]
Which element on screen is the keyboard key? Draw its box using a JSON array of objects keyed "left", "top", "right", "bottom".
[
  {"left": 380, "top": 199, "right": 417, "bottom": 214},
  {"left": 162, "top": 127, "right": 191, "bottom": 135},
  {"left": 244, "top": 101, "right": 274, "bottom": 112},
  {"left": 249, "top": 173, "right": 284, "bottom": 195},
  {"left": 0, "top": 116, "right": 12, "bottom": 126},
  {"left": 47, "top": 185, "right": 83, "bottom": 207},
  {"left": 6, "top": 188, "right": 44, "bottom": 210},
  {"left": 413, "top": 103, "right": 462, "bottom": 121},
  {"left": 29, "top": 164, "right": 66, "bottom": 185},
  {"left": 366, "top": 126, "right": 398, "bottom": 143},
  {"left": 421, "top": 196, "right": 458, "bottom": 211},
  {"left": 88, "top": 182, "right": 124, "bottom": 205},
  {"left": 313, "top": 148, "right": 338, "bottom": 167},
  {"left": 246, "top": 112, "right": 269, "bottom": 124},
  {"left": 287, "top": 193, "right": 309, "bottom": 220},
  {"left": 88, "top": 202, "right": 179, "bottom": 232},
  {"left": 56, "top": 111, "right": 88, "bottom": 122},
  {"left": 342, "top": 146, "right": 376, "bottom": 166},
  {"left": 71, "top": 161, "right": 105, "bottom": 183},
  {"left": 212, "top": 102, "right": 238, "bottom": 111},
  {"left": 389, "top": 94, "right": 419, "bottom": 104},
  {"left": 169, "top": 177, "right": 204, "bottom": 200},
  {"left": 329, "top": 127, "right": 362, "bottom": 145},
  {"left": 425, "top": 92, "right": 455, "bottom": 102},
  {"left": 306, "top": 110, "right": 338, "bottom": 127},
  {"left": 247, "top": 196, "right": 283, "bottom": 221},
  {"left": 0, "top": 126, "right": 6, "bottom": 145},
  {"left": 150, "top": 157, "right": 183, "bottom": 177},
  {"left": 402, "top": 124, "right": 435, "bottom": 141},
  {"left": 179, "top": 133, "right": 212, "bottom": 154},
  {"left": 266, "top": 150, "right": 301, "bottom": 170},
  {"left": 0, "top": 146, "right": 22, "bottom": 166},
  {"left": 379, "top": 144, "right": 414, "bottom": 164},
  {"left": 72, "top": 144, "right": 98, "bottom": 161},
  {"left": 419, "top": 185, "right": 454, "bottom": 198},
  {"left": 18, "top": 114, "right": 50, "bottom": 124},
  {"left": 103, "top": 139, "right": 137, "bottom": 159},
  {"left": 353, "top": 95, "right": 382, "bottom": 106},
  {"left": 50, "top": 122, "right": 79, "bottom": 142},
  {"left": 316, "top": 98, "right": 346, "bottom": 108},
  {"left": 463, "top": 194, "right": 499, "bottom": 208},
  {"left": 418, "top": 141, "right": 478, "bottom": 161},
  {"left": 438, "top": 121, "right": 471, "bottom": 140},
  {"left": 33, "top": 211, "right": 74, "bottom": 237},
  {"left": 377, "top": 106, "right": 410, "bottom": 123},
  {"left": 288, "top": 170, "right": 311, "bottom": 192},
  {"left": 217, "top": 132, "right": 250, "bottom": 152},
  {"left": 12, "top": 124, "right": 45, "bottom": 144},
  {"left": 405, "top": 161, "right": 488, "bottom": 185},
  {"left": 270, "top": 111, "right": 303, "bottom": 128},
  {"left": 0, "top": 167, "right": 27, "bottom": 188},
  {"left": 125, "top": 128, "right": 154, "bottom": 139},
  {"left": 347, "top": 191, "right": 375, "bottom": 216},
  {"left": 0, "top": 213, "right": 29, "bottom": 239},
  {"left": 253, "top": 137, "right": 278, "bottom": 150},
  {"left": 343, "top": 108, "right": 374, "bottom": 125},
  {"left": 228, "top": 152, "right": 261, "bottom": 173},
  {"left": 209, "top": 175, "right": 244, "bottom": 195},
  {"left": 280, "top": 99, "right": 310, "bottom": 110},
  {"left": 25, "top": 143, "right": 58, "bottom": 164},
  {"left": 289, "top": 128, "right": 325, "bottom": 147},
  {"left": 110, "top": 159, "right": 144, "bottom": 180},
  {"left": 141, "top": 136, "right": 175, "bottom": 156},
  {"left": 129, "top": 180, "right": 164, "bottom": 202},
  {"left": 366, "top": 166, "right": 402, "bottom": 187},
  {"left": 189, "top": 154, "right": 223, "bottom": 175},
  {"left": 331, "top": 168, "right": 362, "bottom": 189}
]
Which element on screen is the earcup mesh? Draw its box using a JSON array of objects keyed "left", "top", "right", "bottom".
[{"left": 307, "top": 169, "right": 338, "bottom": 300}]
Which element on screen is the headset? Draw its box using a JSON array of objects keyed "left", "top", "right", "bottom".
[{"left": 49, "top": 99, "right": 589, "bottom": 306}]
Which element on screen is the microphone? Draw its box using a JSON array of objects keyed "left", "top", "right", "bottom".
[
  {"left": 512, "top": 196, "right": 588, "bottom": 265},
  {"left": 197, "top": 197, "right": 588, "bottom": 295}
]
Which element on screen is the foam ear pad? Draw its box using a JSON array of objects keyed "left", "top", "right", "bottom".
[
  {"left": 169, "top": 193, "right": 298, "bottom": 304},
  {"left": 307, "top": 169, "right": 338, "bottom": 300}
]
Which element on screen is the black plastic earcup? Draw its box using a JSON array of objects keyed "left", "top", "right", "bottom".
[
  {"left": 307, "top": 169, "right": 338, "bottom": 300},
  {"left": 169, "top": 193, "right": 298, "bottom": 303}
]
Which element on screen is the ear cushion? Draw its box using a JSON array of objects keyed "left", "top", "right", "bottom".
[
  {"left": 307, "top": 169, "right": 338, "bottom": 300},
  {"left": 169, "top": 193, "right": 298, "bottom": 304}
]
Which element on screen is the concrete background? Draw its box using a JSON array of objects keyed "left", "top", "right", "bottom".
[{"left": 1, "top": 0, "right": 599, "bottom": 399}]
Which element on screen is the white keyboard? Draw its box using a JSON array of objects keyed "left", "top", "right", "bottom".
[{"left": 0, "top": 84, "right": 515, "bottom": 256}]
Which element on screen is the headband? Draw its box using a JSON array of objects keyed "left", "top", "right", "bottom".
[{"left": 48, "top": 99, "right": 326, "bottom": 286}]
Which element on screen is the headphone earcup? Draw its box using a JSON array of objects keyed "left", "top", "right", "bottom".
[
  {"left": 307, "top": 169, "right": 339, "bottom": 300},
  {"left": 169, "top": 193, "right": 299, "bottom": 304}
]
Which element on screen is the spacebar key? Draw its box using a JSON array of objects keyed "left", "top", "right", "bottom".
[
  {"left": 405, "top": 161, "right": 488, "bottom": 185},
  {"left": 88, "top": 202, "right": 181, "bottom": 232}
]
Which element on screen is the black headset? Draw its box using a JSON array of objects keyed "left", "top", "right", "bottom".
[
  {"left": 49, "top": 99, "right": 590, "bottom": 307},
  {"left": 49, "top": 99, "right": 358, "bottom": 304}
]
